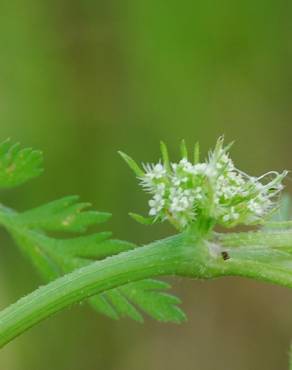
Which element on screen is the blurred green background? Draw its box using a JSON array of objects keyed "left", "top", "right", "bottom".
[{"left": 0, "top": 0, "right": 292, "bottom": 369}]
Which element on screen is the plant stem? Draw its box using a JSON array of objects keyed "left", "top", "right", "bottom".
[
  {"left": 218, "top": 230, "right": 292, "bottom": 248},
  {"left": 219, "top": 258, "right": 292, "bottom": 288},
  {"left": 1, "top": 229, "right": 292, "bottom": 349},
  {"left": 0, "top": 233, "right": 204, "bottom": 348}
]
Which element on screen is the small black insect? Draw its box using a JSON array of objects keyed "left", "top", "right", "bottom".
[{"left": 221, "top": 251, "right": 230, "bottom": 261}]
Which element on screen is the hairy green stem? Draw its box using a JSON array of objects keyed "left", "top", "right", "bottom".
[
  {"left": 0, "top": 233, "right": 204, "bottom": 348},
  {"left": 218, "top": 230, "right": 292, "bottom": 248},
  {"left": 220, "top": 258, "right": 292, "bottom": 287}
]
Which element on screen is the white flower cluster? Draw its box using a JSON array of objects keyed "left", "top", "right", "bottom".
[{"left": 138, "top": 139, "right": 287, "bottom": 229}]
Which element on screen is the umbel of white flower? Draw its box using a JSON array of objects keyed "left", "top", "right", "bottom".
[{"left": 120, "top": 138, "right": 287, "bottom": 230}]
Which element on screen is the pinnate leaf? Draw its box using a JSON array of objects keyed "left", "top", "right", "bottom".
[
  {"left": 4, "top": 199, "right": 185, "bottom": 323},
  {"left": 0, "top": 139, "right": 186, "bottom": 323}
]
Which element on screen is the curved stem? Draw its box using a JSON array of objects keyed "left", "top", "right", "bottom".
[
  {"left": 2, "top": 229, "right": 292, "bottom": 349},
  {"left": 0, "top": 233, "right": 200, "bottom": 348},
  {"left": 218, "top": 258, "right": 292, "bottom": 288}
]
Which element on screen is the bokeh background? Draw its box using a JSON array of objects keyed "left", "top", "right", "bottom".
[{"left": 0, "top": 0, "right": 292, "bottom": 369}]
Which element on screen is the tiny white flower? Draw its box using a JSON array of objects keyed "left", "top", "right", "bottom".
[
  {"left": 156, "top": 183, "right": 166, "bottom": 195},
  {"left": 148, "top": 194, "right": 165, "bottom": 216},
  {"left": 179, "top": 158, "right": 194, "bottom": 173},
  {"left": 192, "top": 163, "right": 208, "bottom": 175},
  {"left": 205, "top": 165, "right": 217, "bottom": 178},
  {"left": 171, "top": 177, "right": 180, "bottom": 186},
  {"left": 222, "top": 207, "right": 240, "bottom": 222},
  {"left": 247, "top": 199, "right": 264, "bottom": 216},
  {"left": 143, "top": 163, "right": 166, "bottom": 180}
]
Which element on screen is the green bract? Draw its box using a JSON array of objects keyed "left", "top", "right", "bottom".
[{"left": 121, "top": 138, "right": 287, "bottom": 230}]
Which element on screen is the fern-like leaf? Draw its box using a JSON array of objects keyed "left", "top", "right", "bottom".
[
  {"left": 0, "top": 139, "right": 186, "bottom": 323},
  {"left": 0, "top": 139, "right": 43, "bottom": 188},
  {"left": 4, "top": 200, "right": 185, "bottom": 323}
]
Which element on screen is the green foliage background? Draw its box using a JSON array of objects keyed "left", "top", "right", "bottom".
[{"left": 0, "top": 0, "right": 292, "bottom": 369}]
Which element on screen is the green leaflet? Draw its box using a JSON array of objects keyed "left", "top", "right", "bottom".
[
  {"left": 14, "top": 195, "right": 111, "bottom": 233},
  {"left": 0, "top": 139, "right": 43, "bottom": 188},
  {"left": 0, "top": 139, "right": 186, "bottom": 323},
  {"left": 121, "top": 280, "right": 186, "bottom": 323}
]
